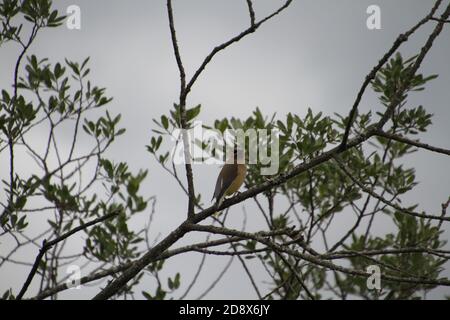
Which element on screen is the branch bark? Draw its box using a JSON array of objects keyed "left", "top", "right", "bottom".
[
  {"left": 167, "top": 0, "right": 196, "bottom": 218},
  {"left": 375, "top": 130, "right": 450, "bottom": 156}
]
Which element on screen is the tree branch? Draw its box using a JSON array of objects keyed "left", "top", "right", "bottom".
[
  {"left": 431, "top": 17, "right": 450, "bottom": 23},
  {"left": 333, "top": 156, "right": 450, "bottom": 222},
  {"left": 195, "top": 256, "right": 234, "bottom": 299},
  {"left": 340, "top": 0, "right": 443, "bottom": 148},
  {"left": 166, "top": 0, "right": 196, "bottom": 218},
  {"left": 184, "top": 0, "right": 292, "bottom": 95},
  {"left": 246, "top": 0, "right": 256, "bottom": 27},
  {"left": 91, "top": 0, "right": 450, "bottom": 300},
  {"left": 324, "top": 247, "right": 450, "bottom": 260},
  {"left": 2, "top": 23, "right": 39, "bottom": 226},
  {"left": 16, "top": 211, "right": 119, "bottom": 299},
  {"left": 375, "top": 130, "right": 450, "bottom": 156},
  {"left": 376, "top": 2, "right": 450, "bottom": 130},
  {"left": 189, "top": 224, "right": 450, "bottom": 287}
]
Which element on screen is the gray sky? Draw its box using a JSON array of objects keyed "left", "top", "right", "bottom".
[{"left": 1, "top": 0, "right": 449, "bottom": 299}]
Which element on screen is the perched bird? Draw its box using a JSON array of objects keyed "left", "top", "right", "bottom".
[{"left": 212, "top": 148, "right": 247, "bottom": 207}]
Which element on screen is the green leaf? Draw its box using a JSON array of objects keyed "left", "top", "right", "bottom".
[
  {"left": 186, "top": 104, "right": 201, "bottom": 122},
  {"left": 1, "top": 90, "right": 10, "bottom": 103},
  {"left": 142, "top": 291, "right": 153, "bottom": 300},
  {"left": 161, "top": 115, "right": 169, "bottom": 130}
]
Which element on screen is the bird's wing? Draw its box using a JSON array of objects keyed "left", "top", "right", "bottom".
[
  {"left": 212, "top": 164, "right": 237, "bottom": 203},
  {"left": 212, "top": 169, "right": 223, "bottom": 201}
]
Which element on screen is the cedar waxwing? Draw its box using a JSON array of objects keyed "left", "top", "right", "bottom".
[{"left": 212, "top": 148, "right": 247, "bottom": 206}]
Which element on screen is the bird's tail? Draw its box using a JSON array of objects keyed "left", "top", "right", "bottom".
[{"left": 212, "top": 196, "right": 225, "bottom": 217}]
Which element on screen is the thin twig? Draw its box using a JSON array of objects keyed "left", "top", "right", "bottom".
[
  {"left": 195, "top": 256, "right": 234, "bottom": 300},
  {"left": 333, "top": 156, "right": 450, "bottom": 222},
  {"left": 167, "top": 0, "right": 196, "bottom": 218},
  {"left": 246, "top": 0, "right": 256, "bottom": 26},
  {"left": 377, "top": 3, "right": 450, "bottom": 129},
  {"left": 375, "top": 130, "right": 450, "bottom": 156},
  {"left": 431, "top": 17, "right": 450, "bottom": 23}
]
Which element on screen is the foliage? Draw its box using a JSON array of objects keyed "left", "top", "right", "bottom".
[
  {"left": 1, "top": 0, "right": 448, "bottom": 301},
  {"left": 149, "top": 51, "right": 446, "bottom": 300}
]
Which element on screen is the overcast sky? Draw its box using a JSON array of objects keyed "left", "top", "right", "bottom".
[{"left": 1, "top": 0, "right": 449, "bottom": 299}]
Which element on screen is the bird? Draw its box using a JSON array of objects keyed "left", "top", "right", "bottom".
[{"left": 212, "top": 147, "right": 247, "bottom": 207}]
